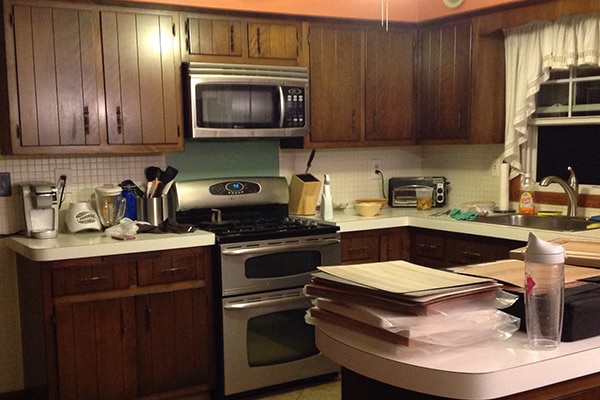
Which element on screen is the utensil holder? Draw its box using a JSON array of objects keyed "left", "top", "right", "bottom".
[
  {"left": 137, "top": 196, "right": 172, "bottom": 226},
  {"left": 289, "top": 174, "right": 322, "bottom": 215}
]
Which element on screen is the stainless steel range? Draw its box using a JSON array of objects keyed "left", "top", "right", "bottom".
[{"left": 171, "top": 177, "right": 340, "bottom": 398}]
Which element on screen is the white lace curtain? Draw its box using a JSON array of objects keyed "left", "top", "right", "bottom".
[{"left": 503, "top": 13, "right": 600, "bottom": 178}]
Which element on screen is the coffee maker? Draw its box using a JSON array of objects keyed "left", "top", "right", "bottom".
[{"left": 20, "top": 182, "right": 59, "bottom": 239}]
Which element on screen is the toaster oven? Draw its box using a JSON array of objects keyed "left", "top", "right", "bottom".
[{"left": 388, "top": 177, "right": 449, "bottom": 208}]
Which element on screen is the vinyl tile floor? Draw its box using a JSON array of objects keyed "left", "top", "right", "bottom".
[{"left": 240, "top": 376, "right": 341, "bottom": 400}]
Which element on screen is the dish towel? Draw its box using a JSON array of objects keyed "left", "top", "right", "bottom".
[{"left": 449, "top": 209, "right": 479, "bottom": 221}]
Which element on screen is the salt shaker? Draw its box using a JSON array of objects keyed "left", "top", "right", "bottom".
[{"left": 524, "top": 232, "right": 565, "bottom": 350}]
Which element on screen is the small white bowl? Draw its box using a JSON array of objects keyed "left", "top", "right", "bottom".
[{"left": 355, "top": 202, "right": 382, "bottom": 217}]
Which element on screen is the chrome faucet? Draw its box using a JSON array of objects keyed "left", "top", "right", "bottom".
[{"left": 539, "top": 166, "right": 579, "bottom": 217}]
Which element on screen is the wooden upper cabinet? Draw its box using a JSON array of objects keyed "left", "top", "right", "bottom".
[
  {"left": 248, "top": 22, "right": 299, "bottom": 60},
  {"left": 307, "top": 24, "right": 415, "bottom": 148},
  {"left": 1, "top": 1, "right": 183, "bottom": 155},
  {"left": 308, "top": 24, "right": 364, "bottom": 145},
  {"left": 101, "top": 10, "right": 180, "bottom": 146},
  {"left": 183, "top": 15, "right": 305, "bottom": 66},
  {"left": 417, "top": 19, "right": 472, "bottom": 142},
  {"left": 9, "top": 5, "right": 103, "bottom": 148},
  {"left": 365, "top": 28, "right": 416, "bottom": 143},
  {"left": 186, "top": 17, "right": 243, "bottom": 57}
]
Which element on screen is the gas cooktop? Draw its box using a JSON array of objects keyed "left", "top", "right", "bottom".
[{"left": 171, "top": 177, "right": 339, "bottom": 243}]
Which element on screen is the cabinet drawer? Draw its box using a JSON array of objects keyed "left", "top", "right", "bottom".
[
  {"left": 446, "top": 237, "right": 515, "bottom": 266},
  {"left": 412, "top": 233, "right": 445, "bottom": 261},
  {"left": 341, "top": 232, "right": 380, "bottom": 264},
  {"left": 52, "top": 260, "right": 133, "bottom": 296},
  {"left": 137, "top": 253, "right": 206, "bottom": 286}
]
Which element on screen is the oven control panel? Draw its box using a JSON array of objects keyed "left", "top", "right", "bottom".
[{"left": 210, "top": 181, "right": 261, "bottom": 195}]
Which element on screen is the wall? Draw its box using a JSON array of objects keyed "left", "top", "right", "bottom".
[{"left": 123, "top": 0, "right": 528, "bottom": 23}]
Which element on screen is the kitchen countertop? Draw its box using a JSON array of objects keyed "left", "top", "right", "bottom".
[
  {"left": 5, "top": 230, "right": 215, "bottom": 262},
  {"left": 316, "top": 321, "right": 600, "bottom": 399},
  {"left": 7, "top": 207, "right": 600, "bottom": 262}
]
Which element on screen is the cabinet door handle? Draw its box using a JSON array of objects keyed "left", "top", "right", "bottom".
[
  {"left": 120, "top": 305, "right": 126, "bottom": 336},
  {"left": 83, "top": 106, "right": 90, "bottom": 135},
  {"left": 78, "top": 275, "right": 109, "bottom": 283},
  {"left": 230, "top": 24, "right": 235, "bottom": 53},
  {"left": 116, "top": 106, "right": 123, "bottom": 135},
  {"left": 348, "top": 246, "right": 369, "bottom": 254},
  {"left": 256, "top": 27, "right": 261, "bottom": 55},
  {"left": 159, "top": 266, "right": 189, "bottom": 274},
  {"left": 460, "top": 250, "right": 482, "bottom": 260},
  {"left": 145, "top": 307, "right": 152, "bottom": 331},
  {"left": 418, "top": 244, "right": 438, "bottom": 251}
]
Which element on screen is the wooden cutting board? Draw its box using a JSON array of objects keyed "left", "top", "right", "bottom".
[
  {"left": 452, "top": 259, "right": 600, "bottom": 288},
  {"left": 510, "top": 237, "right": 600, "bottom": 268}
]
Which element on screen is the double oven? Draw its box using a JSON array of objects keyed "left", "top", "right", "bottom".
[{"left": 172, "top": 177, "right": 340, "bottom": 398}]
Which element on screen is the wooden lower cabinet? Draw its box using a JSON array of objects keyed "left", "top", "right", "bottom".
[
  {"left": 409, "top": 227, "right": 525, "bottom": 269},
  {"left": 16, "top": 247, "right": 214, "bottom": 400},
  {"left": 341, "top": 228, "right": 409, "bottom": 264}
]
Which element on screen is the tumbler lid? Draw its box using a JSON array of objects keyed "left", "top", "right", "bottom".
[{"left": 525, "top": 232, "right": 565, "bottom": 264}]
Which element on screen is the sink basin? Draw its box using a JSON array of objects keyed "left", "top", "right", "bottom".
[{"left": 474, "top": 214, "right": 600, "bottom": 232}]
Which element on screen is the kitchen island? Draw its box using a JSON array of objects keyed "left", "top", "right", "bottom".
[{"left": 315, "top": 307, "right": 600, "bottom": 400}]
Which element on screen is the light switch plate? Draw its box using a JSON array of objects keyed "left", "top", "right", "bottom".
[{"left": 0, "top": 172, "right": 11, "bottom": 197}]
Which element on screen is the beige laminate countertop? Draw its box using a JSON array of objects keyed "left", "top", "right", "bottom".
[
  {"left": 5, "top": 230, "right": 215, "bottom": 262},
  {"left": 7, "top": 207, "right": 600, "bottom": 262}
]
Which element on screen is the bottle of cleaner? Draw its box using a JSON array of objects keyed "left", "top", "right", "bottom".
[
  {"left": 320, "top": 174, "right": 333, "bottom": 221},
  {"left": 519, "top": 173, "right": 536, "bottom": 215}
]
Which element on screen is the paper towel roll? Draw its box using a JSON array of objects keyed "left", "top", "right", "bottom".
[{"left": 499, "top": 162, "right": 510, "bottom": 211}]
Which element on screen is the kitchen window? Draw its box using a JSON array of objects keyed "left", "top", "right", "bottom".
[{"left": 532, "top": 65, "right": 600, "bottom": 123}]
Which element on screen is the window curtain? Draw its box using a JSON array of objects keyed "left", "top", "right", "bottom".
[{"left": 502, "top": 13, "right": 600, "bottom": 178}]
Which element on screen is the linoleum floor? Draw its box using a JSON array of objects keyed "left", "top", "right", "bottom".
[{"left": 241, "top": 376, "right": 341, "bottom": 400}]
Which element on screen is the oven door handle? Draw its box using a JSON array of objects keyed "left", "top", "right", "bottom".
[
  {"left": 224, "top": 294, "right": 305, "bottom": 309},
  {"left": 221, "top": 238, "right": 340, "bottom": 256}
]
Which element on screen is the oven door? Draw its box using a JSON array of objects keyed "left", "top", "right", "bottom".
[
  {"left": 222, "top": 288, "right": 339, "bottom": 396},
  {"left": 220, "top": 234, "right": 341, "bottom": 296}
]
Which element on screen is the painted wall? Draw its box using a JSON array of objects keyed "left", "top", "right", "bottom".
[{"left": 123, "top": 0, "right": 528, "bottom": 22}]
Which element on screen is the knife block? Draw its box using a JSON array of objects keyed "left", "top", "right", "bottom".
[{"left": 289, "top": 174, "right": 322, "bottom": 215}]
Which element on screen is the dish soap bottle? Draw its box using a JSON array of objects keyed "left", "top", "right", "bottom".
[
  {"left": 519, "top": 173, "right": 536, "bottom": 215},
  {"left": 320, "top": 174, "right": 333, "bottom": 221}
]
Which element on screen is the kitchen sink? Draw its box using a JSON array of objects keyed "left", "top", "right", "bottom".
[{"left": 474, "top": 214, "right": 600, "bottom": 232}]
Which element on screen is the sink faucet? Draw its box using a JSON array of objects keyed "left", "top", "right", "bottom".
[{"left": 539, "top": 166, "right": 579, "bottom": 217}]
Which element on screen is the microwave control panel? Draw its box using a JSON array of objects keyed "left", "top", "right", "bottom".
[{"left": 283, "top": 87, "right": 306, "bottom": 128}]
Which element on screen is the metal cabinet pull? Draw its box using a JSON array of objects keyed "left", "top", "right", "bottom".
[
  {"left": 159, "top": 266, "right": 189, "bottom": 274},
  {"left": 83, "top": 106, "right": 90, "bottom": 136},
  {"left": 116, "top": 106, "right": 123, "bottom": 135},
  {"left": 78, "top": 275, "right": 109, "bottom": 283},
  {"left": 146, "top": 307, "right": 152, "bottom": 330},
  {"left": 460, "top": 250, "right": 482, "bottom": 259},
  {"left": 230, "top": 24, "right": 235, "bottom": 53},
  {"left": 120, "top": 306, "right": 126, "bottom": 335},
  {"left": 348, "top": 246, "right": 369, "bottom": 254},
  {"left": 256, "top": 27, "right": 261, "bottom": 55},
  {"left": 418, "top": 244, "right": 438, "bottom": 251}
]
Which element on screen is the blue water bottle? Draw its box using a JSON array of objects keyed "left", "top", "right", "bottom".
[{"left": 120, "top": 182, "right": 138, "bottom": 220}]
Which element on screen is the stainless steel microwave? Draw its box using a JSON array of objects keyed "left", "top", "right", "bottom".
[{"left": 183, "top": 62, "right": 309, "bottom": 138}]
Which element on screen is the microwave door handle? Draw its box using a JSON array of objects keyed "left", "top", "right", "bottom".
[{"left": 278, "top": 85, "right": 285, "bottom": 128}]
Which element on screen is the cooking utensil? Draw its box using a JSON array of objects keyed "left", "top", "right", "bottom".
[
  {"left": 155, "top": 166, "right": 179, "bottom": 196},
  {"left": 305, "top": 149, "right": 316, "bottom": 174}
]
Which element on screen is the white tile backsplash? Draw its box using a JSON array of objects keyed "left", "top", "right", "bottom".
[
  {"left": 0, "top": 154, "right": 165, "bottom": 235},
  {"left": 279, "top": 144, "right": 507, "bottom": 210}
]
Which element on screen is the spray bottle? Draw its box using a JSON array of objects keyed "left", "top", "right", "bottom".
[{"left": 320, "top": 174, "right": 333, "bottom": 221}]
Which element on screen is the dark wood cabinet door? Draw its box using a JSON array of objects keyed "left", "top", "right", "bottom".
[
  {"left": 136, "top": 288, "right": 212, "bottom": 396},
  {"left": 379, "top": 228, "right": 410, "bottom": 262},
  {"left": 102, "top": 9, "right": 180, "bottom": 146},
  {"left": 187, "top": 17, "right": 243, "bottom": 57},
  {"left": 365, "top": 28, "right": 416, "bottom": 143},
  {"left": 248, "top": 22, "right": 299, "bottom": 60},
  {"left": 418, "top": 20, "right": 471, "bottom": 142},
  {"left": 11, "top": 5, "right": 102, "bottom": 148},
  {"left": 309, "top": 25, "right": 364, "bottom": 144},
  {"left": 54, "top": 298, "right": 137, "bottom": 400},
  {"left": 341, "top": 231, "right": 380, "bottom": 264}
]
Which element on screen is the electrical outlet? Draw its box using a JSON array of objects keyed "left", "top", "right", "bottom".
[
  {"left": 0, "top": 172, "right": 11, "bottom": 197},
  {"left": 491, "top": 159, "right": 501, "bottom": 177},
  {"left": 54, "top": 168, "right": 72, "bottom": 185},
  {"left": 371, "top": 159, "right": 382, "bottom": 180}
]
